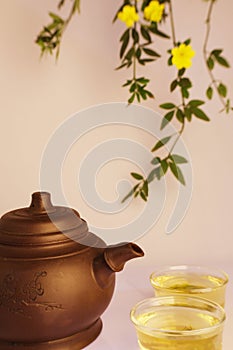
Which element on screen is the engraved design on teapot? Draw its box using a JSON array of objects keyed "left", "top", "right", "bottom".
[{"left": 0, "top": 271, "right": 64, "bottom": 318}]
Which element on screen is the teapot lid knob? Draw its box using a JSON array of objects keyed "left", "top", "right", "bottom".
[{"left": 29, "top": 191, "right": 55, "bottom": 214}]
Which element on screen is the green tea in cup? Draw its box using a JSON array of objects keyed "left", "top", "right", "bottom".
[
  {"left": 150, "top": 265, "right": 228, "bottom": 307},
  {"left": 130, "top": 295, "right": 225, "bottom": 350}
]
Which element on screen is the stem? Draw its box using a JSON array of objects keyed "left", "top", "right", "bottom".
[
  {"left": 203, "top": 0, "right": 226, "bottom": 108},
  {"left": 133, "top": 33, "right": 137, "bottom": 81},
  {"left": 167, "top": 1, "right": 186, "bottom": 155},
  {"left": 168, "top": 122, "right": 185, "bottom": 155},
  {"left": 167, "top": 2, "right": 186, "bottom": 106},
  {"left": 133, "top": 0, "right": 138, "bottom": 81},
  {"left": 65, "top": 0, "right": 80, "bottom": 28},
  {"left": 203, "top": 0, "right": 214, "bottom": 53},
  {"left": 168, "top": 0, "right": 176, "bottom": 46},
  {"left": 56, "top": 0, "right": 80, "bottom": 58}
]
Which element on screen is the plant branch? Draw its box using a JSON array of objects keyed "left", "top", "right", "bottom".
[
  {"left": 203, "top": 0, "right": 214, "bottom": 53},
  {"left": 133, "top": 1, "right": 137, "bottom": 81},
  {"left": 168, "top": 122, "right": 185, "bottom": 156},
  {"left": 36, "top": 0, "right": 80, "bottom": 58},
  {"left": 167, "top": 1, "right": 185, "bottom": 156},
  {"left": 121, "top": 0, "right": 212, "bottom": 202},
  {"left": 203, "top": 0, "right": 231, "bottom": 111},
  {"left": 168, "top": 0, "right": 176, "bottom": 46}
]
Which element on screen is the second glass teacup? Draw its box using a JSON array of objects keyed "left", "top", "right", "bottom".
[
  {"left": 150, "top": 265, "right": 228, "bottom": 307},
  {"left": 130, "top": 295, "right": 226, "bottom": 350}
]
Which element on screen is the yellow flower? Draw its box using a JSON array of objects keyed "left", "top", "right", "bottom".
[
  {"left": 117, "top": 5, "right": 139, "bottom": 28},
  {"left": 144, "top": 1, "right": 164, "bottom": 23},
  {"left": 171, "top": 43, "right": 196, "bottom": 70}
]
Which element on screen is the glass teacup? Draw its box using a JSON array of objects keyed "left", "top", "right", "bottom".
[
  {"left": 150, "top": 265, "right": 228, "bottom": 307},
  {"left": 130, "top": 295, "right": 226, "bottom": 350}
]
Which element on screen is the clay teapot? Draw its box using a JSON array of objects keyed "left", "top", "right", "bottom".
[{"left": 0, "top": 192, "right": 144, "bottom": 349}]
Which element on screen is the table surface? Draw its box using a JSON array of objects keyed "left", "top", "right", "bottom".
[{"left": 85, "top": 263, "right": 233, "bottom": 350}]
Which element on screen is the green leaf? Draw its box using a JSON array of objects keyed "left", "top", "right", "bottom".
[
  {"left": 215, "top": 55, "right": 230, "bottom": 68},
  {"left": 206, "top": 86, "right": 213, "bottom": 100},
  {"left": 125, "top": 47, "right": 134, "bottom": 61},
  {"left": 137, "top": 77, "right": 150, "bottom": 84},
  {"left": 136, "top": 92, "right": 141, "bottom": 102},
  {"left": 132, "top": 28, "right": 139, "bottom": 44},
  {"left": 161, "top": 110, "right": 174, "bottom": 130},
  {"left": 131, "top": 172, "right": 143, "bottom": 180},
  {"left": 120, "top": 29, "right": 130, "bottom": 59},
  {"left": 140, "top": 191, "right": 147, "bottom": 202},
  {"left": 130, "top": 82, "right": 137, "bottom": 93},
  {"left": 121, "top": 189, "right": 134, "bottom": 203},
  {"left": 135, "top": 48, "right": 142, "bottom": 59},
  {"left": 144, "top": 89, "right": 154, "bottom": 98},
  {"left": 142, "top": 180, "right": 149, "bottom": 197},
  {"left": 143, "top": 47, "right": 161, "bottom": 57},
  {"left": 146, "top": 169, "right": 155, "bottom": 183},
  {"left": 211, "top": 49, "right": 223, "bottom": 57},
  {"left": 184, "top": 38, "right": 191, "bottom": 45},
  {"left": 218, "top": 83, "right": 227, "bottom": 97},
  {"left": 189, "top": 100, "right": 205, "bottom": 107},
  {"left": 121, "top": 183, "right": 140, "bottom": 203},
  {"left": 152, "top": 167, "right": 164, "bottom": 180},
  {"left": 155, "top": 27, "right": 168, "bottom": 38},
  {"left": 167, "top": 56, "right": 173, "bottom": 66},
  {"left": 151, "top": 135, "right": 172, "bottom": 152},
  {"left": 151, "top": 157, "right": 161, "bottom": 165},
  {"left": 170, "top": 154, "right": 188, "bottom": 164},
  {"left": 138, "top": 58, "right": 155, "bottom": 65},
  {"left": 169, "top": 163, "right": 186, "bottom": 185},
  {"left": 176, "top": 108, "right": 184, "bottom": 123},
  {"left": 138, "top": 87, "right": 147, "bottom": 100},
  {"left": 179, "top": 77, "right": 192, "bottom": 89},
  {"left": 155, "top": 166, "right": 163, "bottom": 180},
  {"left": 128, "top": 94, "right": 135, "bottom": 104},
  {"left": 140, "top": 25, "right": 151, "bottom": 42},
  {"left": 147, "top": 163, "right": 165, "bottom": 183},
  {"left": 225, "top": 99, "right": 231, "bottom": 114},
  {"left": 58, "top": 0, "right": 65, "bottom": 9},
  {"left": 207, "top": 56, "right": 214, "bottom": 70},
  {"left": 147, "top": 167, "right": 160, "bottom": 182},
  {"left": 181, "top": 87, "right": 189, "bottom": 99},
  {"left": 184, "top": 107, "right": 192, "bottom": 122},
  {"left": 49, "top": 12, "right": 64, "bottom": 23},
  {"left": 73, "top": 0, "right": 81, "bottom": 14},
  {"left": 192, "top": 107, "right": 210, "bottom": 121},
  {"left": 149, "top": 25, "right": 170, "bottom": 39},
  {"left": 170, "top": 79, "right": 178, "bottom": 92},
  {"left": 116, "top": 62, "right": 129, "bottom": 70},
  {"left": 113, "top": 4, "right": 126, "bottom": 23},
  {"left": 120, "top": 27, "right": 130, "bottom": 42},
  {"left": 159, "top": 102, "right": 176, "bottom": 110},
  {"left": 178, "top": 68, "right": 186, "bottom": 77},
  {"left": 160, "top": 159, "right": 168, "bottom": 175},
  {"left": 122, "top": 79, "right": 132, "bottom": 87}
]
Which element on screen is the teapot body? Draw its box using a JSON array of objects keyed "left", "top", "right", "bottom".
[
  {"left": 0, "top": 192, "right": 143, "bottom": 349},
  {"left": 0, "top": 243, "right": 115, "bottom": 349}
]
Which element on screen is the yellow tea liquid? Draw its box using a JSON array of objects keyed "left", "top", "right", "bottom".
[
  {"left": 136, "top": 306, "right": 223, "bottom": 350},
  {"left": 151, "top": 274, "right": 226, "bottom": 307}
]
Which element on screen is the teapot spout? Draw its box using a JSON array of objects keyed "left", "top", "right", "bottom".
[
  {"left": 104, "top": 242, "right": 144, "bottom": 272},
  {"left": 93, "top": 242, "right": 144, "bottom": 289}
]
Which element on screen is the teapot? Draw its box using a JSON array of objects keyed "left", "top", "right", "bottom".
[{"left": 0, "top": 192, "right": 144, "bottom": 349}]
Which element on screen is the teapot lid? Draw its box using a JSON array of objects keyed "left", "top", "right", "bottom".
[{"left": 0, "top": 192, "right": 103, "bottom": 258}]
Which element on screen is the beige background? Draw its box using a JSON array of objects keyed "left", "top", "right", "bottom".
[{"left": 0, "top": 0, "right": 233, "bottom": 269}]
